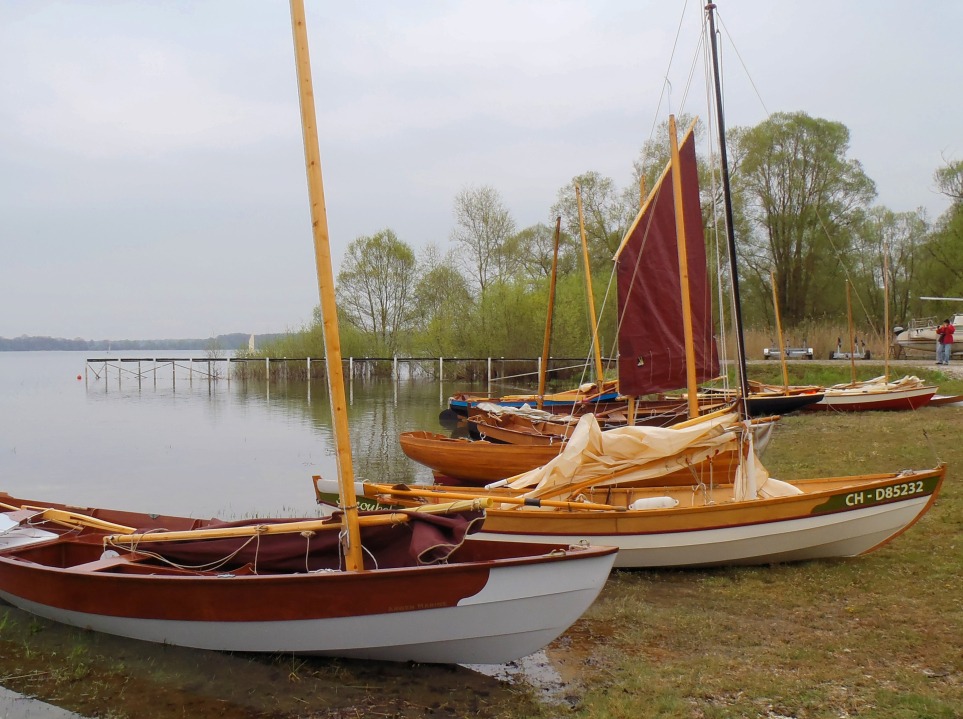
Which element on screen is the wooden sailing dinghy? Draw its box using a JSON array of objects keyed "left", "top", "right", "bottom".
[
  {"left": 0, "top": 494, "right": 615, "bottom": 661},
  {"left": 805, "top": 283, "right": 936, "bottom": 411},
  {"left": 0, "top": 0, "right": 617, "bottom": 665},
  {"left": 318, "top": 410, "right": 946, "bottom": 569}
]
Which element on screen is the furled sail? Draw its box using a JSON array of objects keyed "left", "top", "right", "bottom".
[{"left": 614, "top": 125, "right": 719, "bottom": 395}]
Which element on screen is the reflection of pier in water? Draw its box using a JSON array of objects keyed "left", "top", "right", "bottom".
[{"left": 84, "top": 355, "right": 611, "bottom": 389}]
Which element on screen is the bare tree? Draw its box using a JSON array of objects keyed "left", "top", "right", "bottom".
[
  {"left": 450, "top": 185, "right": 516, "bottom": 296},
  {"left": 335, "top": 229, "right": 418, "bottom": 354}
]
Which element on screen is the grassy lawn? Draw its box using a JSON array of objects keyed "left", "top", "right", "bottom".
[{"left": 562, "top": 363, "right": 963, "bottom": 719}]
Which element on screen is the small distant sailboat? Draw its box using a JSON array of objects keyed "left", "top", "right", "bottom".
[{"left": 805, "top": 279, "right": 936, "bottom": 412}]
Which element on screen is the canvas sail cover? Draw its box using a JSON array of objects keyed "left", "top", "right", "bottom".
[
  {"left": 504, "top": 411, "right": 748, "bottom": 499},
  {"left": 615, "top": 127, "right": 719, "bottom": 395},
  {"left": 500, "top": 411, "right": 798, "bottom": 504}
]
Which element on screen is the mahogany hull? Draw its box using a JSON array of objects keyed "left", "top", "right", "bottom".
[{"left": 0, "top": 494, "right": 616, "bottom": 663}]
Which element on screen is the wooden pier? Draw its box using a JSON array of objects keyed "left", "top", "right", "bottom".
[{"left": 83, "top": 356, "right": 616, "bottom": 388}]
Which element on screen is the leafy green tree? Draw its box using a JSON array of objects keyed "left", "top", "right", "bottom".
[
  {"left": 850, "top": 207, "right": 928, "bottom": 332},
  {"left": 551, "top": 172, "right": 633, "bottom": 269},
  {"left": 335, "top": 229, "right": 418, "bottom": 355},
  {"left": 730, "top": 111, "right": 876, "bottom": 325},
  {"left": 506, "top": 221, "right": 579, "bottom": 284},
  {"left": 934, "top": 158, "right": 963, "bottom": 204},
  {"left": 412, "top": 250, "right": 476, "bottom": 357},
  {"left": 915, "top": 158, "right": 963, "bottom": 314}
]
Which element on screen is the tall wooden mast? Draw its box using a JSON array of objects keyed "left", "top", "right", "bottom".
[
  {"left": 537, "top": 218, "right": 562, "bottom": 409},
  {"left": 576, "top": 183, "right": 605, "bottom": 385},
  {"left": 669, "top": 115, "right": 701, "bottom": 419},
  {"left": 289, "top": 0, "right": 363, "bottom": 571},
  {"left": 770, "top": 271, "right": 790, "bottom": 391}
]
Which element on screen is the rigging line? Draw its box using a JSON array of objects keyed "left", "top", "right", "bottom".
[
  {"left": 701, "top": 8, "right": 739, "bottom": 392},
  {"left": 649, "top": 0, "right": 694, "bottom": 142},
  {"left": 715, "top": 11, "right": 771, "bottom": 119},
  {"left": 676, "top": 28, "right": 706, "bottom": 118},
  {"left": 713, "top": 7, "right": 874, "bottom": 340}
]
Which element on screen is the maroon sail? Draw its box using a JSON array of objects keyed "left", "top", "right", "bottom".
[{"left": 615, "top": 127, "right": 719, "bottom": 395}]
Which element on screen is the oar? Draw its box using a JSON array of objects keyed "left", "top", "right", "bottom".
[
  {"left": 360, "top": 483, "right": 626, "bottom": 512},
  {"left": 105, "top": 498, "right": 493, "bottom": 545},
  {"left": 21, "top": 506, "right": 138, "bottom": 534}
]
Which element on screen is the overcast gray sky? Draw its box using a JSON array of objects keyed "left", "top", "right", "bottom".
[{"left": 1, "top": 1, "right": 959, "bottom": 341}]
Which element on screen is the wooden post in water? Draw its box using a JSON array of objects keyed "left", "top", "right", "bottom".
[{"left": 290, "top": 0, "right": 363, "bottom": 571}]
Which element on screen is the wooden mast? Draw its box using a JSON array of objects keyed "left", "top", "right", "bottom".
[
  {"left": 575, "top": 183, "right": 605, "bottom": 385},
  {"left": 770, "top": 270, "right": 790, "bottom": 391},
  {"left": 669, "top": 115, "right": 700, "bottom": 419},
  {"left": 883, "top": 242, "right": 891, "bottom": 382},
  {"left": 289, "top": 0, "right": 363, "bottom": 571},
  {"left": 846, "top": 279, "right": 857, "bottom": 385},
  {"left": 537, "top": 218, "right": 562, "bottom": 409}
]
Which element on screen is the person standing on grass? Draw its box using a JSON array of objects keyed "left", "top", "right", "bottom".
[{"left": 936, "top": 319, "right": 955, "bottom": 365}]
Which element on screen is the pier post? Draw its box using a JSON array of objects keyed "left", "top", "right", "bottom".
[{"left": 439, "top": 356, "right": 443, "bottom": 381}]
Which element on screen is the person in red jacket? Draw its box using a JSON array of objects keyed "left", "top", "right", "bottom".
[{"left": 936, "top": 319, "right": 955, "bottom": 364}]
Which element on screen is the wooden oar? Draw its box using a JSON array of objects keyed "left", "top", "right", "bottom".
[
  {"left": 105, "top": 498, "right": 493, "bottom": 545},
  {"left": 359, "top": 483, "right": 626, "bottom": 512},
  {"left": 21, "top": 506, "right": 138, "bottom": 534}
]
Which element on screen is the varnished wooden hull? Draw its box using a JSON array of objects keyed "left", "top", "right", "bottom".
[
  {"left": 804, "top": 385, "right": 937, "bottom": 412},
  {"left": 401, "top": 431, "right": 747, "bottom": 487},
  {"left": 330, "top": 466, "right": 945, "bottom": 569},
  {"left": 400, "top": 431, "right": 562, "bottom": 484},
  {"left": 0, "top": 494, "right": 616, "bottom": 664}
]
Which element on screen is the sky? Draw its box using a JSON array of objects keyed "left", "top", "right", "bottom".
[{"left": 0, "top": 1, "right": 960, "bottom": 341}]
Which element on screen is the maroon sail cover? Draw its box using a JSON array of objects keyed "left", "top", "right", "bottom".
[{"left": 616, "top": 130, "right": 719, "bottom": 395}]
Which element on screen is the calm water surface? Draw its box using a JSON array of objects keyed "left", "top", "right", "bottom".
[{"left": 0, "top": 351, "right": 470, "bottom": 519}]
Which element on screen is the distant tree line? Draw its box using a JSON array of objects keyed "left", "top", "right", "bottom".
[
  {"left": 0, "top": 333, "right": 289, "bottom": 352},
  {"left": 256, "top": 111, "right": 963, "bottom": 363}
]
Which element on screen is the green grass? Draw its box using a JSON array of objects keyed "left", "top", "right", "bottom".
[{"left": 554, "top": 383, "right": 963, "bottom": 719}]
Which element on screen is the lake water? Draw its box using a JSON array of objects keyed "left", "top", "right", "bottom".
[
  {"left": 0, "top": 350, "right": 575, "bottom": 716},
  {"left": 0, "top": 350, "right": 474, "bottom": 519}
]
